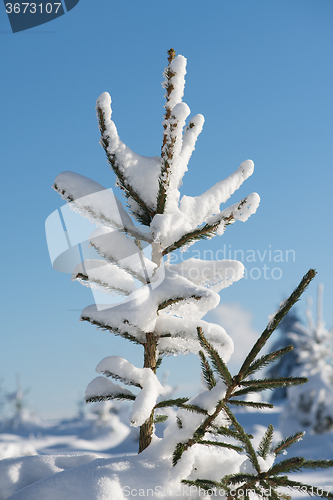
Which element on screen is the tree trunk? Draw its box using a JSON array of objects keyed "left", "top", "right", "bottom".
[{"left": 139, "top": 332, "right": 157, "bottom": 453}]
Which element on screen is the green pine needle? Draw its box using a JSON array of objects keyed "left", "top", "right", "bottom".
[
  {"left": 96, "top": 105, "right": 154, "bottom": 226},
  {"left": 239, "top": 377, "right": 308, "bottom": 388},
  {"left": 268, "top": 457, "right": 306, "bottom": 474},
  {"left": 181, "top": 404, "right": 209, "bottom": 415},
  {"left": 260, "top": 480, "right": 282, "bottom": 500},
  {"left": 221, "top": 402, "right": 261, "bottom": 473},
  {"left": 99, "top": 370, "right": 142, "bottom": 388},
  {"left": 222, "top": 472, "right": 259, "bottom": 485},
  {"left": 232, "top": 377, "right": 308, "bottom": 397},
  {"left": 162, "top": 198, "right": 249, "bottom": 255},
  {"left": 199, "top": 350, "right": 217, "bottom": 389},
  {"left": 193, "top": 427, "right": 206, "bottom": 441},
  {"left": 238, "top": 269, "right": 316, "bottom": 380},
  {"left": 156, "top": 357, "right": 163, "bottom": 370},
  {"left": 229, "top": 400, "right": 274, "bottom": 409},
  {"left": 158, "top": 295, "right": 202, "bottom": 312},
  {"left": 198, "top": 440, "right": 243, "bottom": 452},
  {"left": 80, "top": 316, "right": 143, "bottom": 346},
  {"left": 197, "top": 327, "right": 232, "bottom": 386},
  {"left": 272, "top": 432, "right": 305, "bottom": 456},
  {"left": 85, "top": 393, "right": 136, "bottom": 403},
  {"left": 211, "top": 425, "right": 241, "bottom": 440},
  {"left": 176, "top": 416, "right": 183, "bottom": 429},
  {"left": 172, "top": 442, "right": 186, "bottom": 466},
  {"left": 182, "top": 478, "right": 222, "bottom": 490},
  {"left": 257, "top": 424, "right": 274, "bottom": 459},
  {"left": 154, "top": 414, "right": 168, "bottom": 424},
  {"left": 154, "top": 397, "right": 189, "bottom": 409},
  {"left": 245, "top": 345, "right": 294, "bottom": 378},
  {"left": 266, "top": 476, "right": 333, "bottom": 498},
  {"left": 300, "top": 459, "right": 333, "bottom": 470}
]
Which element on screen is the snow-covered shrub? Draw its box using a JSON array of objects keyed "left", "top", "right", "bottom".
[{"left": 280, "top": 285, "right": 333, "bottom": 435}]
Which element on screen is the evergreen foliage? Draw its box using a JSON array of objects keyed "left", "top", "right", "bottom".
[{"left": 174, "top": 270, "right": 333, "bottom": 499}]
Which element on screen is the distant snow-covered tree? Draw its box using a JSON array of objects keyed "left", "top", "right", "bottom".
[
  {"left": 5, "top": 375, "right": 27, "bottom": 418},
  {"left": 266, "top": 309, "right": 304, "bottom": 400},
  {"left": 280, "top": 284, "right": 333, "bottom": 434}
]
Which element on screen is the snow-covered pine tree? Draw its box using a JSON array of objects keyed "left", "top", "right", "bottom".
[
  {"left": 52, "top": 48, "right": 260, "bottom": 453},
  {"left": 280, "top": 284, "right": 333, "bottom": 434},
  {"left": 1, "top": 48, "right": 330, "bottom": 500}
]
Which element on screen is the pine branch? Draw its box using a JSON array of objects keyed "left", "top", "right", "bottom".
[
  {"left": 266, "top": 477, "right": 333, "bottom": 499},
  {"left": 257, "top": 424, "right": 274, "bottom": 459},
  {"left": 171, "top": 273, "right": 318, "bottom": 471},
  {"left": 211, "top": 424, "right": 253, "bottom": 440},
  {"left": 233, "top": 376, "right": 307, "bottom": 396},
  {"left": 85, "top": 393, "right": 136, "bottom": 403},
  {"left": 192, "top": 427, "right": 206, "bottom": 441},
  {"left": 299, "top": 459, "right": 333, "bottom": 470},
  {"left": 197, "top": 327, "right": 233, "bottom": 386},
  {"left": 162, "top": 198, "right": 248, "bottom": 256},
  {"left": 211, "top": 425, "right": 242, "bottom": 440},
  {"left": 221, "top": 402, "right": 261, "bottom": 473},
  {"left": 158, "top": 294, "right": 202, "bottom": 312},
  {"left": 176, "top": 416, "right": 183, "bottom": 429},
  {"left": 268, "top": 457, "right": 306, "bottom": 474},
  {"left": 181, "top": 404, "right": 209, "bottom": 415},
  {"left": 222, "top": 472, "right": 259, "bottom": 485},
  {"left": 154, "top": 397, "right": 189, "bottom": 409},
  {"left": 156, "top": 357, "right": 163, "bottom": 370},
  {"left": 198, "top": 440, "right": 243, "bottom": 452},
  {"left": 173, "top": 442, "right": 186, "bottom": 466},
  {"left": 199, "top": 350, "right": 217, "bottom": 389},
  {"left": 171, "top": 272, "right": 331, "bottom": 500},
  {"left": 88, "top": 241, "right": 151, "bottom": 285},
  {"left": 80, "top": 316, "right": 144, "bottom": 346},
  {"left": 238, "top": 377, "right": 307, "bottom": 387},
  {"left": 272, "top": 432, "right": 305, "bottom": 456},
  {"left": 98, "top": 371, "right": 142, "bottom": 388},
  {"left": 53, "top": 180, "right": 151, "bottom": 243},
  {"left": 260, "top": 480, "right": 282, "bottom": 500},
  {"left": 229, "top": 400, "right": 274, "bottom": 409},
  {"left": 238, "top": 269, "right": 316, "bottom": 380},
  {"left": 245, "top": 345, "right": 294, "bottom": 378},
  {"left": 231, "top": 377, "right": 308, "bottom": 397},
  {"left": 220, "top": 477, "right": 261, "bottom": 499},
  {"left": 74, "top": 272, "right": 133, "bottom": 296},
  {"left": 154, "top": 414, "right": 168, "bottom": 424},
  {"left": 182, "top": 478, "right": 223, "bottom": 490},
  {"left": 96, "top": 105, "right": 155, "bottom": 226},
  {"left": 156, "top": 48, "right": 177, "bottom": 215}
]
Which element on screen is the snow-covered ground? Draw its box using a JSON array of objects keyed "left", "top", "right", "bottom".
[
  {"left": 0, "top": 403, "right": 137, "bottom": 461},
  {"left": 0, "top": 403, "right": 332, "bottom": 499}
]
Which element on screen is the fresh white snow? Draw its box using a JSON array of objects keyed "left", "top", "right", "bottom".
[{"left": 1, "top": 406, "right": 332, "bottom": 499}]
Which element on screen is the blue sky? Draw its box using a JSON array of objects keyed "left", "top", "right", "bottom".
[{"left": 1, "top": 0, "right": 333, "bottom": 418}]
